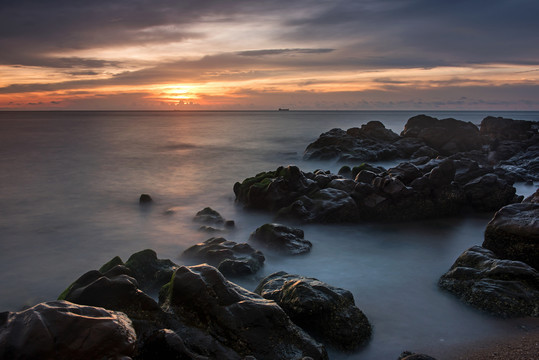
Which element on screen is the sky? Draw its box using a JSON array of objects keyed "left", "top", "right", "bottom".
[{"left": 1, "top": 0, "right": 539, "bottom": 110}]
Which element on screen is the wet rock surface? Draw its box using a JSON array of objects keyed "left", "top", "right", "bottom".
[
  {"left": 181, "top": 237, "right": 265, "bottom": 276},
  {"left": 483, "top": 202, "right": 539, "bottom": 270},
  {"left": 99, "top": 249, "right": 179, "bottom": 294},
  {"left": 439, "top": 246, "right": 539, "bottom": 317},
  {"left": 255, "top": 271, "right": 372, "bottom": 350},
  {"left": 249, "top": 223, "right": 313, "bottom": 254},
  {"left": 160, "top": 264, "right": 328, "bottom": 360},
  {"left": 0, "top": 301, "right": 137, "bottom": 360}
]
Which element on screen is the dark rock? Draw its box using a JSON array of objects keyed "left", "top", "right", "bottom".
[
  {"left": 326, "top": 178, "right": 357, "bottom": 193},
  {"left": 225, "top": 220, "right": 235, "bottom": 228},
  {"left": 198, "top": 225, "right": 223, "bottom": 233},
  {"left": 483, "top": 203, "right": 539, "bottom": 270},
  {"left": 401, "top": 114, "right": 482, "bottom": 155},
  {"left": 355, "top": 170, "right": 377, "bottom": 184},
  {"left": 303, "top": 123, "right": 402, "bottom": 162},
  {"left": 0, "top": 301, "right": 136, "bottom": 360},
  {"left": 159, "top": 264, "right": 328, "bottom": 360},
  {"left": 398, "top": 351, "right": 438, "bottom": 360},
  {"left": 480, "top": 116, "right": 538, "bottom": 141},
  {"left": 124, "top": 249, "right": 179, "bottom": 293},
  {"left": 194, "top": 207, "right": 225, "bottom": 224},
  {"left": 234, "top": 165, "right": 319, "bottom": 211},
  {"left": 337, "top": 165, "right": 352, "bottom": 178},
  {"left": 388, "top": 162, "right": 423, "bottom": 185},
  {"left": 138, "top": 329, "right": 207, "bottom": 360},
  {"left": 255, "top": 272, "right": 372, "bottom": 350},
  {"left": 498, "top": 145, "right": 539, "bottom": 182},
  {"left": 463, "top": 174, "right": 518, "bottom": 212},
  {"left": 140, "top": 193, "right": 153, "bottom": 204},
  {"left": 249, "top": 223, "right": 312, "bottom": 255},
  {"left": 58, "top": 268, "right": 159, "bottom": 318},
  {"left": 181, "top": 237, "right": 265, "bottom": 276},
  {"left": 439, "top": 246, "right": 539, "bottom": 317}
]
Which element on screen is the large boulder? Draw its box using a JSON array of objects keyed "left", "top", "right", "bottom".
[
  {"left": 233, "top": 165, "right": 319, "bottom": 211},
  {"left": 401, "top": 114, "right": 482, "bottom": 155},
  {"left": 0, "top": 301, "right": 136, "bottom": 360},
  {"left": 181, "top": 237, "right": 265, "bottom": 276},
  {"left": 58, "top": 268, "right": 159, "bottom": 319},
  {"left": 159, "top": 264, "right": 328, "bottom": 360},
  {"left": 483, "top": 202, "right": 539, "bottom": 270},
  {"left": 255, "top": 272, "right": 372, "bottom": 350},
  {"left": 303, "top": 122, "right": 403, "bottom": 162},
  {"left": 249, "top": 223, "right": 313, "bottom": 255},
  {"left": 439, "top": 246, "right": 539, "bottom": 317},
  {"left": 480, "top": 116, "right": 538, "bottom": 141}
]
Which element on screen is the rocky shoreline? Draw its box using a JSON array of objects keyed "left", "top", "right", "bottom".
[{"left": 1, "top": 114, "right": 537, "bottom": 359}]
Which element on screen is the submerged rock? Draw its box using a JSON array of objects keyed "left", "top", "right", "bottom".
[
  {"left": 0, "top": 301, "right": 136, "bottom": 360},
  {"left": 249, "top": 223, "right": 313, "bottom": 255},
  {"left": 398, "top": 351, "right": 438, "bottom": 360},
  {"left": 139, "top": 193, "right": 153, "bottom": 204},
  {"left": 181, "top": 237, "right": 265, "bottom": 276},
  {"left": 159, "top": 264, "right": 328, "bottom": 360},
  {"left": 255, "top": 272, "right": 372, "bottom": 350},
  {"left": 439, "top": 246, "right": 539, "bottom": 317},
  {"left": 194, "top": 207, "right": 226, "bottom": 224},
  {"left": 483, "top": 202, "right": 539, "bottom": 270}
]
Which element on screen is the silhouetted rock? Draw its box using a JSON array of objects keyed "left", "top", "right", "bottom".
[
  {"left": 233, "top": 165, "right": 319, "bottom": 211},
  {"left": 401, "top": 115, "right": 482, "bottom": 155},
  {"left": 0, "top": 301, "right": 136, "bottom": 360},
  {"left": 138, "top": 329, "right": 207, "bottom": 360},
  {"left": 249, "top": 223, "right": 313, "bottom": 255},
  {"left": 140, "top": 193, "right": 153, "bottom": 203},
  {"left": 398, "top": 351, "right": 438, "bottom": 360},
  {"left": 303, "top": 122, "right": 403, "bottom": 162},
  {"left": 124, "top": 249, "right": 179, "bottom": 293},
  {"left": 181, "top": 237, "right": 265, "bottom": 276},
  {"left": 58, "top": 268, "right": 159, "bottom": 319},
  {"left": 255, "top": 272, "right": 372, "bottom": 350},
  {"left": 235, "top": 161, "right": 519, "bottom": 223},
  {"left": 483, "top": 202, "right": 539, "bottom": 270},
  {"left": 480, "top": 116, "right": 537, "bottom": 141},
  {"left": 194, "top": 207, "right": 225, "bottom": 224},
  {"left": 159, "top": 264, "right": 328, "bottom": 360},
  {"left": 439, "top": 246, "right": 539, "bottom": 317}
]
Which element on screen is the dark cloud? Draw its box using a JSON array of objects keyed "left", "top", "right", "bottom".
[
  {"left": 238, "top": 48, "right": 334, "bottom": 56},
  {"left": 283, "top": 0, "right": 539, "bottom": 67}
]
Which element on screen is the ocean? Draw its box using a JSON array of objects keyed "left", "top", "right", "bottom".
[{"left": 1, "top": 110, "right": 538, "bottom": 359}]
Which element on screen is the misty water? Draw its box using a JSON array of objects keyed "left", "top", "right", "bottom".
[{"left": 0, "top": 110, "right": 538, "bottom": 359}]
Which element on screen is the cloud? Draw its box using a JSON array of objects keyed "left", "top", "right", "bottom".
[{"left": 237, "top": 48, "right": 334, "bottom": 56}]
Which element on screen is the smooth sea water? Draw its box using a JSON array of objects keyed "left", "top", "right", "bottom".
[{"left": 1, "top": 110, "right": 538, "bottom": 359}]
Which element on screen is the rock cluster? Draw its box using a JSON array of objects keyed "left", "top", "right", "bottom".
[
  {"left": 234, "top": 161, "right": 519, "bottom": 223},
  {"left": 439, "top": 198, "right": 539, "bottom": 317},
  {"left": 304, "top": 115, "right": 539, "bottom": 182},
  {"left": 2, "top": 250, "right": 359, "bottom": 359}
]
